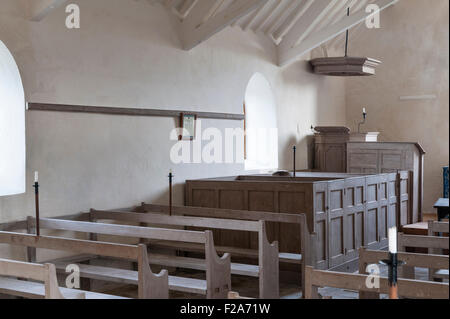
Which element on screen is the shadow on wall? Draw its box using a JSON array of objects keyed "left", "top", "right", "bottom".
[
  {"left": 282, "top": 134, "right": 315, "bottom": 171},
  {"left": 142, "top": 183, "right": 185, "bottom": 207},
  {"left": 278, "top": 57, "right": 346, "bottom": 171}
]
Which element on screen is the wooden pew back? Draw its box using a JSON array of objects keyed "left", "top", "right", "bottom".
[
  {"left": 428, "top": 221, "right": 449, "bottom": 235},
  {"left": 0, "top": 231, "right": 168, "bottom": 298},
  {"left": 358, "top": 247, "right": 449, "bottom": 299},
  {"left": 398, "top": 232, "right": 449, "bottom": 251},
  {"left": 304, "top": 266, "right": 449, "bottom": 299},
  {"left": 0, "top": 258, "right": 80, "bottom": 299},
  {"left": 138, "top": 203, "right": 316, "bottom": 297},
  {"left": 29, "top": 218, "right": 231, "bottom": 298},
  {"left": 90, "top": 209, "right": 279, "bottom": 298}
]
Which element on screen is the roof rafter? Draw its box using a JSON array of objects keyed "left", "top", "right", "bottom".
[{"left": 181, "top": 0, "right": 269, "bottom": 50}]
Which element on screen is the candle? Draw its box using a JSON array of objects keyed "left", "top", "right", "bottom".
[
  {"left": 34, "top": 171, "right": 39, "bottom": 183},
  {"left": 363, "top": 108, "right": 366, "bottom": 114},
  {"left": 388, "top": 226, "right": 397, "bottom": 253}
]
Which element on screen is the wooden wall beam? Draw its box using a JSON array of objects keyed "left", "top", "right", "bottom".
[{"left": 27, "top": 103, "right": 245, "bottom": 120}]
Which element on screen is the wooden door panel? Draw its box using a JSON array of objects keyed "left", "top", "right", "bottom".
[
  {"left": 328, "top": 181, "right": 345, "bottom": 268},
  {"left": 344, "top": 177, "right": 365, "bottom": 261}
]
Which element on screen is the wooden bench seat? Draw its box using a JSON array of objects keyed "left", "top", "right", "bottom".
[
  {"left": 0, "top": 277, "right": 127, "bottom": 299},
  {"left": 53, "top": 262, "right": 207, "bottom": 295},
  {"left": 147, "top": 240, "right": 301, "bottom": 265},
  {"left": 148, "top": 253, "right": 260, "bottom": 277}
]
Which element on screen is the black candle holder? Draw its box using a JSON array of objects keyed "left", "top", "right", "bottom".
[
  {"left": 32, "top": 181, "right": 40, "bottom": 236},
  {"left": 380, "top": 252, "right": 405, "bottom": 286},
  {"left": 293, "top": 146, "right": 296, "bottom": 177}
]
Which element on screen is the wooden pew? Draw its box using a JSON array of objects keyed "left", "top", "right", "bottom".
[
  {"left": 138, "top": 203, "right": 316, "bottom": 297},
  {"left": 0, "top": 231, "right": 167, "bottom": 299},
  {"left": 89, "top": 209, "right": 279, "bottom": 299},
  {"left": 398, "top": 231, "right": 449, "bottom": 280},
  {"left": 304, "top": 266, "right": 449, "bottom": 299},
  {"left": 29, "top": 217, "right": 231, "bottom": 298},
  {"left": 0, "top": 258, "right": 86, "bottom": 299},
  {"left": 428, "top": 221, "right": 449, "bottom": 281},
  {"left": 358, "top": 247, "right": 449, "bottom": 298}
]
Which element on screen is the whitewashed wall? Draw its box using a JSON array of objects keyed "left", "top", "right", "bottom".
[{"left": 0, "top": 0, "right": 346, "bottom": 234}]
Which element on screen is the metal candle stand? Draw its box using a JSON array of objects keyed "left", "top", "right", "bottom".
[
  {"left": 358, "top": 111, "right": 367, "bottom": 133},
  {"left": 168, "top": 171, "right": 173, "bottom": 216},
  {"left": 32, "top": 181, "right": 40, "bottom": 236},
  {"left": 293, "top": 146, "right": 296, "bottom": 177},
  {"left": 380, "top": 252, "right": 405, "bottom": 299}
]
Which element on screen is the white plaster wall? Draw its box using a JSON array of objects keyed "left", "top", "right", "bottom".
[
  {"left": 344, "top": 0, "right": 449, "bottom": 212},
  {"left": 0, "top": 0, "right": 346, "bottom": 242}
]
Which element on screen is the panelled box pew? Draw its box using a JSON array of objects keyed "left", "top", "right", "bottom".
[
  {"left": 136, "top": 203, "right": 315, "bottom": 297},
  {"left": 0, "top": 231, "right": 158, "bottom": 299},
  {"left": 185, "top": 172, "right": 410, "bottom": 270},
  {"left": 28, "top": 217, "right": 231, "bottom": 299},
  {"left": 89, "top": 208, "right": 280, "bottom": 299},
  {"left": 0, "top": 258, "right": 85, "bottom": 299},
  {"left": 304, "top": 266, "right": 449, "bottom": 299}
]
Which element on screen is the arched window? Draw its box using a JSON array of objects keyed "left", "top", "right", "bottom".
[
  {"left": 0, "top": 40, "right": 26, "bottom": 196},
  {"left": 244, "top": 73, "right": 278, "bottom": 171}
]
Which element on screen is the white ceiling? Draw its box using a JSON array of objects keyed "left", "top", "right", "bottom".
[
  {"left": 26, "top": 0, "right": 399, "bottom": 66},
  {"left": 156, "top": 0, "right": 399, "bottom": 66}
]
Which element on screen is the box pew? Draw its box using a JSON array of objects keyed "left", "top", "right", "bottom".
[
  {"left": 89, "top": 208, "right": 279, "bottom": 299},
  {"left": 30, "top": 217, "right": 231, "bottom": 298},
  {"left": 137, "top": 203, "right": 315, "bottom": 297},
  {"left": 304, "top": 266, "right": 449, "bottom": 299},
  {"left": 0, "top": 258, "right": 86, "bottom": 299},
  {"left": 428, "top": 221, "right": 449, "bottom": 281},
  {"left": 0, "top": 231, "right": 163, "bottom": 298},
  {"left": 358, "top": 247, "right": 449, "bottom": 299},
  {"left": 399, "top": 231, "right": 449, "bottom": 280}
]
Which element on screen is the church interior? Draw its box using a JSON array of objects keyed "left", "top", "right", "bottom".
[{"left": 0, "top": 0, "right": 448, "bottom": 302}]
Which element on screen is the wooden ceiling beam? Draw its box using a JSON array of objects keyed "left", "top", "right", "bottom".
[
  {"left": 278, "top": 0, "right": 338, "bottom": 54},
  {"left": 181, "top": 0, "right": 269, "bottom": 50}
]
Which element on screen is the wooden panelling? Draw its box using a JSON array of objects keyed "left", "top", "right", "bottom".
[
  {"left": 344, "top": 177, "right": 366, "bottom": 262},
  {"left": 328, "top": 181, "right": 345, "bottom": 268},
  {"left": 347, "top": 142, "right": 425, "bottom": 224},
  {"left": 186, "top": 172, "right": 409, "bottom": 270}
]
